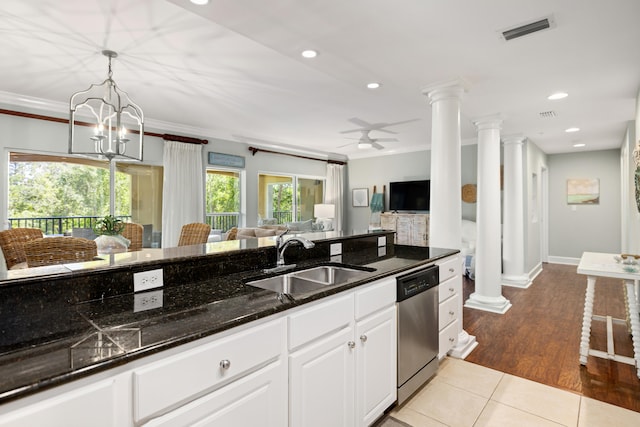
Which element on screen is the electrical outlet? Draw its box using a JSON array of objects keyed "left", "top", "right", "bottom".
[
  {"left": 134, "top": 290, "right": 163, "bottom": 312},
  {"left": 378, "top": 236, "right": 386, "bottom": 247},
  {"left": 330, "top": 243, "right": 342, "bottom": 256},
  {"left": 133, "top": 268, "right": 163, "bottom": 292}
]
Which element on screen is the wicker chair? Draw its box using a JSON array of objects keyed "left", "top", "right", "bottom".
[
  {"left": 122, "top": 222, "right": 144, "bottom": 251},
  {"left": 23, "top": 237, "right": 98, "bottom": 268},
  {"left": 177, "top": 223, "right": 211, "bottom": 246},
  {"left": 0, "top": 228, "right": 44, "bottom": 269}
]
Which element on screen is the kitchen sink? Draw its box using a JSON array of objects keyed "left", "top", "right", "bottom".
[{"left": 246, "top": 265, "right": 372, "bottom": 296}]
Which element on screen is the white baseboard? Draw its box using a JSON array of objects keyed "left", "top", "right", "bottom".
[{"left": 547, "top": 256, "right": 580, "bottom": 265}]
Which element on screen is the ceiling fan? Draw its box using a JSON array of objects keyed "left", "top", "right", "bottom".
[{"left": 338, "top": 130, "right": 397, "bottom": 150}]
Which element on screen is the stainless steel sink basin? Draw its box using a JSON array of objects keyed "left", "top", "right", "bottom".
[
  {"left": 246, "top": 265, "right": 371, "bottom": 295},
  {"left": 289, "top": 266, "right": 368, "bottom": 285}
]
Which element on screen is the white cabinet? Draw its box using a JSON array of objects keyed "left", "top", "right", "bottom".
[
  {"left": 144, "top": 359, "right": 286, "bottom": 427},
  {"left": 437, "top": 255, "right": 462, "bottom": 359},
  {"left": 0, "top": 375, "right": 130, "bottom": 427},
  {"left": 380, "top": 213, "right": 429, "bottom": 246},
  {"left": 289, "top": 277, "right": 397, "bottom": 427},
  {"left": 135, "top": 318, "right": 286, "bottom": 426}
]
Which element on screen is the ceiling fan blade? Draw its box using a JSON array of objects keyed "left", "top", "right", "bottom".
[
  {"left": 374, "top": 137, "right": 398, "bottom": 142},
  {"left": 337, "top": 141, "right": 356, "bottom": 148},
  {"left": 372, "top": 141, "right": 385, "bottom": 150}
]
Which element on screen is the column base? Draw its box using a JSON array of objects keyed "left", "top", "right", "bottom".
[
  {"left": 448, "top": 330, "right": 478, "bottom": 359},
  {"left": 465, "top": 292, "right": 512, "bottom": 314},
  {"left": 502, "top": 274, "right": 532, "bottom": 289}
]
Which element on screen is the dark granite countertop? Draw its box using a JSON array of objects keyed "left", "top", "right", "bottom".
[{"left": 0, "top": 243, "right": 458, "bottom": 404}]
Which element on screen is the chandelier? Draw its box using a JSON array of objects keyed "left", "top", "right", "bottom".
[{"left": 69, "top": 50, "right": 143, "bottom": 162}]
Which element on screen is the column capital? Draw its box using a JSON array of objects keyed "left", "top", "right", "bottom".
[
  {"left": 472, "top": 114, "right": 504, "bottom": 131},
  {"left": 502, "top": 134, "right": 527, "bottom": 146},
  {"left": 421, "top": 78, "right": 469, "bottom": 104}
]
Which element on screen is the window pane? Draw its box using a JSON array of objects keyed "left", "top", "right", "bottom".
[
  {"left": 206, "top": 169, "right": 240, "bottom": 232},
  {"left": 258, "top": 174, "right": 293, "bottom": 224},
  {"left": 8, "top": 152, "right": 162, "bottom": 245}
]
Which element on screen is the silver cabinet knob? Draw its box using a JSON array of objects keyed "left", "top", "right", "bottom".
[
  {"left": 449, "top": 268, "right": 455, "bottom": 273},
  {"left": 360, "top": 335, "right": 367, "bottom": 343},
  {"left": 449, "top": 287, "right": 454, "bottom": 292},
  {"left": 449, "top": 310, "right": 455, "bottom": 316},
  {"left": 347, "top": 341, "right": 355, "bottom": 349},
  {"left": 449, "top": 337, "right": 455, "bottom": 342},
  {"left": 219, "top": 359, "right": 231, "bottom": 370}
]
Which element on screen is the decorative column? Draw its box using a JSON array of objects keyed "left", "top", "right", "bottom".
[
  {"left": 423, "top": 79, "right": 477, "bottom": 358},
  {"left": 422, "top": 80, "right": 464, "bottom": 249},
  {"left": 502, "top": 135, "right": 531, "bottom": 287},
  {"left": 465, "top": 115, "right": 512, "bottom": 314}
]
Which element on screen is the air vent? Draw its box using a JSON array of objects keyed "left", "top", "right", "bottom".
[
  {"left": 539, "top": 111, "right": 557, "bottom": 119},
  {"left": 501, "top": 16, "right": 555, "bottom": 41}
]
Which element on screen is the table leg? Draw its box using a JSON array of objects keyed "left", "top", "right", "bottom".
[
  {"left": 580, "top": 276, "right": 596, "bottom": 365},
  {"left": 624, "top": 280, "right": 640, "bottom": 378}
]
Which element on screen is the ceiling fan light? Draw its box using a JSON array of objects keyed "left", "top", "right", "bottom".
[
  {"left": 301, "top": 50, "right": 317, "bottom": 58},
  {"left": 367, "top": 82, "right": 381, "bottom": 89},
  {"left": 548, "top": 92, "right": 568, "bottom": 100},
  {"left": 358, "top": 141, "right": 372, "bottom": 149}
]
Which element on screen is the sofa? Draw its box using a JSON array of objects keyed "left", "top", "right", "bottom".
[{"left": 225, "top": 219, "right": 318, "bottom": 240}]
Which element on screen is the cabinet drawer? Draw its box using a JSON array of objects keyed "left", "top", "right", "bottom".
[
  {"left": 437, "top": 255, "right": 461, "bottom": 283},
  {"left": 288, "top": 293, "right": 353, "bottom": 350},
  {"left": 439, "top": 292, "right": 460, "bottom": 330},
  {"left": 354, "top": 277, "right": 395, "bottom": 320},
  {"left": 438, "top": 275, "right": 461, "bottom": 303},
  {"left": 439, "top": 319, "right": 459, "bottom": 359},
  {"left": 134, "top": 318, "right": 284, "bottom": 423}
]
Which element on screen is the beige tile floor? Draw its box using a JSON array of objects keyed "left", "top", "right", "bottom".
[{"left": 390, "top": 358, "right": 640, "bottom": 427}]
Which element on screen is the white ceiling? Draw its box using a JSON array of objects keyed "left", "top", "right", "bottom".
[{"left": 0, "top": 0, "right": 638, "bottom": 160}]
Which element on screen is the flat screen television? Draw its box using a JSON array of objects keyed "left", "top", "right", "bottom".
[{"left": 389, "top": 180, "right": 430, "bottom": 212}]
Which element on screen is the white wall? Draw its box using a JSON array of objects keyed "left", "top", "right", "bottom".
[
  {"left": 524, "top": 141, "right": 547, "bottom": 271},
  {"left": 547, "top": 149, "right": 621, "bottom": 259}
]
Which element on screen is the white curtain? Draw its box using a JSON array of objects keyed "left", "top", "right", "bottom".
[
  {"left": 325, "top": 163, "right": 345, "bottom": 232},
  {"left": 161, "top": 140, "right": 205, "bottom": 247}
]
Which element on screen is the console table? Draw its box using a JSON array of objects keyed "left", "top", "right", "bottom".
[{"left": 577, "top": 252, "right": 640, "bottom": 378}]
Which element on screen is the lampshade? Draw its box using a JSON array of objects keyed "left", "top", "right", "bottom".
[
  {"left": 314, "top": 203, "right": 335, "bottom": 219},
  {"left": 69, "top": 50, "right": 144, "bottom": 162}
]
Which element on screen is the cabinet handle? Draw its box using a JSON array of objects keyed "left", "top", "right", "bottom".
[
  {"left": 360, "top": 335, "right": 367, "bottom": 343},
  {"left": 449, "top": 337, "right": 455, "bottom": 343},
  {"left": 219, "top": 359, "right": 231, "bottom": 370},
  {"left": 347, "top": 341, "right": 356, "bottom": 349},
  {"left": 449, "top": 310, "right": 455, "bottom": 316},
  {"left": 449, "top": 268, "right": 454, "bottom": 273},
  {"left": 449, "top": 287, "right": 454, "bottom": 292}
]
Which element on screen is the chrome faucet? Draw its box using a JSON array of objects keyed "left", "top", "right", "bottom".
[{"left": 275, "top": 230, "right": 315, "bottom": 267}]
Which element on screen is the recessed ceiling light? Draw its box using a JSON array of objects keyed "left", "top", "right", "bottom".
[
  {"left": 565, "top": 127, "right": 580, "bottom": 133},
  {"left": 548, "top": 92, "right": 568, "bottom": 100},
  {"left": 367, "top": 82, "right": 381, "bottom": 89},
  {"left": 301, "top": 50, "right": 317, "bottom": 58},
  {"left": 190, "top": 0, "right": 209, "bottom": 5},
  {"left": 573, "top": 143, "right": 586, "bottom": 148}
]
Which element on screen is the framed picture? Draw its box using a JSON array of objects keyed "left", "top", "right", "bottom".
[
  {"left": 352, "top": 188, "right": 369, "bottom": 207},
  {"left": 567, "top": 178, "right": 600, "bottom": 204}
]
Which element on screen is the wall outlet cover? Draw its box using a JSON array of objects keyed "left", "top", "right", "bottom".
[
  {"left": 133, "top": 268, "right": 164, "bottom": 292},
  {"left": 134, "top": 290, "right": 164, "bottom": 312},
  {"left": 330, "top": 243, "right": 342, "bottom": 256},
  {"left": 378, "top": 236, "right": 386, "bottom": 247}
]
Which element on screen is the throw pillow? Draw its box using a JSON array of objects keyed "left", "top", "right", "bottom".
[
  {"left": 225, "top": 227, "right": 238, "bottom": 241},
  {"left": 236, "top": 229, "right": 257, "bottom": 239}
]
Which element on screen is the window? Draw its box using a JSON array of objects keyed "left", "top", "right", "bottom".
[
  {"left": 205, "top": 169, "right": 241, "bottom": 232},
  {"left": 258, "top": 173, "right": 324, "bottom": 224},
  {"left": 8, "top": 152, "right": 162, "bottom": 241}
]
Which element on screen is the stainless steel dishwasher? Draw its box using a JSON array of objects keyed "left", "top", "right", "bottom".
[{"left": 396, "top": 264, "right": 439, "bottom": 404}]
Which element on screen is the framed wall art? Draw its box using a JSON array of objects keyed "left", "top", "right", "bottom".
[
  {"left": 567, "top": 178, "right": 600, "bottom": 205},
  {"left": 352, "top": 188, "right": 369, "bottom": 207}
]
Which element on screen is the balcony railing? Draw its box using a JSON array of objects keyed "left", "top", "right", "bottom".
[
  {"left": 205, "top": 213, "right": 240, "bottom": 232},
  {"left": 8, "top": 216, "right": 131, "bottom": 235}
]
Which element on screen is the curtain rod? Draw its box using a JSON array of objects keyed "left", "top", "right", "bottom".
[
  {"left": 248, "top": 146, "right": 346, "bottom": 165},
  {"left": 0, "top": 108, "right": 207, "bottom": 144}
]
